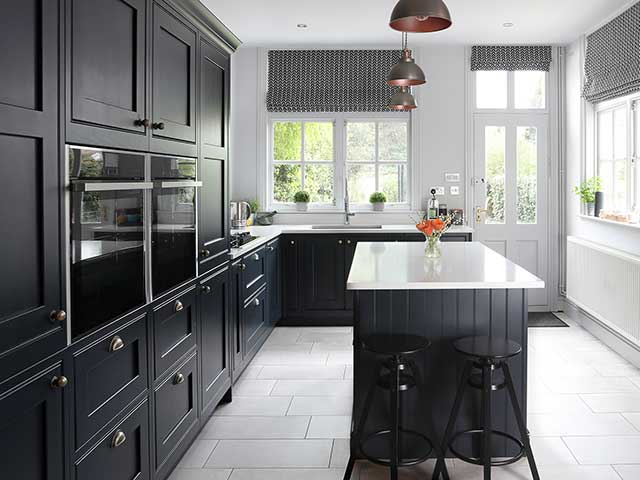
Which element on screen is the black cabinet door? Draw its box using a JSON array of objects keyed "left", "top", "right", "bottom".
[
  {"left": 151, "top": 2, "right": 197, "bottom": 153},
  {"left": 75, "top": 400, "right": 150, "bottom": 480},
  {"left": 283, "top": 237, "right": 301, "bottom": 317},
  {"left": 302, "top": 236, "right": 346, "bottom": 311},
  {"left": 198, "top": 156, "right": 228, "bottom": 273},
  {"left": 199, "top": 265, "right": 231, "bottom": 416},
  {"left": 230, "top": 260, "right": 243, "bottom": 380},
  {"left": 266, "top": 240, "right": 282, "bottom": 325},
  {"left": 242, "top": 288, "right": 267, "bottom": 358},
  {"left": 68, "top": 0, "right": 148, "bottom": 150},
  {"left": 200, "top": 38, "right": 229, "bottom": 159},
  {"left": 0, "top": 363, "right": 64, "bottom": 480},
  {"left": 0, "top": 0, "right": 65, "bottom": 381}
]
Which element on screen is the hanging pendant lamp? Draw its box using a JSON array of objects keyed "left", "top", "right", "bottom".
[
  {"left": 389, "top": 86, "right": 417, "bottom": 111},
  {"left": 389, "top": 0, "right": 452, "bottom": 33},
  {"left": 387, "top": 33, "right": 425, "bottom": 86}
]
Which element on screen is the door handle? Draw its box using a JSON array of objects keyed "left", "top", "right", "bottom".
[
  {"left": 111, "top": 430, "right": 127, "bottom": 448},
  {"left": 50, "top": 376, "right": 69, "bottom": 389},
  {"left": 475, "top": 206, "right": 488, "bottom": 223},
  {"left": 173, "top": 373, "right": 185, "bottom": 385},
  {"left": 174, "top": 300, "right": 184, "bottom": 312},
  {"left": 109, "top": 336, "right": 125, "bottom": 352}
]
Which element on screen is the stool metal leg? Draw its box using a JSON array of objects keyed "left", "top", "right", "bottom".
[
  {"left": 503, "top": 363, "right": 540, "bottom": 480},
  {"left": 481, "top": 364, "right": 493, "bottom": 480},
  {"left": 390, "top": 357, "right": 401, "bottom": 480},
  {"left": 434, "top": 361, "right": 472, "bottom": 480}
]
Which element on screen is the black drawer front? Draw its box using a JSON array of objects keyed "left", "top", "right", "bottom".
[
  {"left": 73, "top": 314, "right": 148, "bottom": 450},
  {"left": 153, "top": 289, "right": 197, "bottom": 379},
  {"left": 242, "top": 247, "right": 266, "bottom": 301},
  {"left": 154, "top": 353, "right": 198, "bottom": 469},
  {"left": 75, "top": 400, "right": 150, "bottom": 480},
  {"left": 243, "top": 288, "right": 267, "bottom": 356}
]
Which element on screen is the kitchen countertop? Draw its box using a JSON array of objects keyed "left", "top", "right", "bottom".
[
  {"left": 228, "top": 224, "right": 474, "bottom": 260},
  {"left": 346, "top": 241, "right": 544, "bottom": 290}
]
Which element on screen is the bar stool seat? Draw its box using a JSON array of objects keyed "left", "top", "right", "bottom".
[
  {"left": 453, "top": 336, "right": 521, "bottom": 360},
  {"left": 362, "top": 333, "right": 431, "bottom": 355}
]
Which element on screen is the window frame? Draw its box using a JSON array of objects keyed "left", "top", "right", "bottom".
[
  {"left": 267, "top": 112, "right": 411, "bottom": 212},
  {"left": 473, "top": 70, "right": 549, "bottom": 114},
  {"left": 593, "top": 93, "right": 639, "bottom": 214}
]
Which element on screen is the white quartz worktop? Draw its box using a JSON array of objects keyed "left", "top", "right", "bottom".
[
  {"left": 346, "top": 241, "right": 544, "bottom": 290},
  {"left": 228, "top": 224, "right": 474, "bottom": 260}
]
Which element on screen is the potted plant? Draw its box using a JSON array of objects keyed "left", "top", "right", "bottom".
[
  {"left": 369, "top": 192, "right": 387, "bottom": 211},
  {"left": 573, "top": 176, "right": 602, "bottom": 216},
  {"left": 293, "top": 191, "right": 310, "bottom": 212},
  {"left": 247, "top": 200, "right": 259, "bottom": 226}
]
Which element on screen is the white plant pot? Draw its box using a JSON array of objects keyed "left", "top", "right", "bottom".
[
  {"left": 372, "top": 202, "right": 385, "bottom": 212},
  {"left": 295, "top": 202, "right": 308, "bottom": 212}
]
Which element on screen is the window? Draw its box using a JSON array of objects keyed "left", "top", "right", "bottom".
[
  {"left": 476, "top": 70, "right": 546, "bottom": 110},
  {"left": 594, "top": 95, "right": 639, "bottom": 214},
  {"left": 269, "top": 115, "right": 410, "bottom": 209}
]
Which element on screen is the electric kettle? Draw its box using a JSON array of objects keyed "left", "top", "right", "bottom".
[{"left": 230, "top": 201, "right": 252, "bottom": 228}]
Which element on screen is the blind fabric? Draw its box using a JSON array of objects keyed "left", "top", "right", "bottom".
[
  {"left": 583, "top": 2, "right": 640, "bottom": 103},
  {"left": 470, "top": 45, "right": 552, "bottom": 72},
  {"left": 266, "top": 49, "right": 401, "bottom": 113}
]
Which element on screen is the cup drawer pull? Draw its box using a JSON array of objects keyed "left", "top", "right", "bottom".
[
  {"left": 111, "top": 430, "right": 126, "bottom": 448},
  {"left": 174, "top": 300, "right": 184, "bottom": 312},
  {"left": 173, "top": 373, "right": 185, "bottom": 385},
  {"left": 109, "top": 336, "right": 125, "bottom": 352}
]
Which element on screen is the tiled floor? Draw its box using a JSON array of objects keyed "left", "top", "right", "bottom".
[{"left": 169, "top": 315, "right": 640, "bottom": 480}]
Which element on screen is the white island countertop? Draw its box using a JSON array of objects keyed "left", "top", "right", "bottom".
[{"left": 347, "top": 241, "right": 544, "bottom": 290}]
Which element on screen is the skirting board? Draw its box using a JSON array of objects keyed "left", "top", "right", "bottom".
[{"left": 561, "top": 297, "right": 640, "bottom": 369}]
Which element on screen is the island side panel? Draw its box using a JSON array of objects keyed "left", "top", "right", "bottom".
[{"left": 352, "top": 288, "right": 527, "bottom": 459}]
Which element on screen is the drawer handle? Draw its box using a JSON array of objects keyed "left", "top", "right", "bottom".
[
  {"left": 109, "top": 336, "right": 125, "bottom": 352},
  {"left": 254, "top": 298, "right": 261, "bottom": 307},
  {"left": 338, "top": 240, "right": 343, "bottom": 245},
  {"left": 290, "top": 240, "right": 295, "bottom": 245},
  {"left": 152, "top": 122, "right": 165, "bottom": 130},
  {"left": 111, "top": 430, "right": 126, "bottom": 448},
  {"left": 347, "top": 240, "right": 352, "bottom": 244},
  {"left": 134, "top": 118, "right": 150, "bottom": 128},
  {"left": 239, "top": 263, "right": 247, "bottom": 271},
  {"left": 253, "top": 253, "right": 260, "bottom": 261},
  {"left": 200, "top": 285, "right": 211, "bottom": 294},
  {"left": 174, "top": 300, "right": 184, "bottom": 312},
  {"left": 267, "top": 246, "right": 275, "bottom": 252},
  {"left": 49, "top": 310, "right": 67, "bottom": 323},
  {"left": 201, "top": 249, "right": 211, "bottom": 258},
  {"left": 173, "top": 373, "right": 185, "bottom": 385},
  {"left": 50, "top": 375, "right": 68, "bottom": 389}
]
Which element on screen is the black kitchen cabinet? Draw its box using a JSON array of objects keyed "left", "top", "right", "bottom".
[
  {"left": 302, "top": 235, "right": 346, "bottom": 311},
  {"left": 0, "top": 362, "right": 65, "bottom": 480},
  {"left": 198, "top": 265, "right": 232, "bottom": 417},
  {"left": 230, "top": 259, "right": 244, "bottom": 380},
  {"left": 200, "top": 38, "right": 229, "bottom": 159},
  {"left": 243, "top": 288, "right": 268, "bottom": 359},
  {"left": 67, "top": 0, "right": 148, "bottom": 150},
  {"left": 0, "top": 0, "right": 65, "bottom": 381},
  {"left": 151, "top": 2, "right": 198, "bottom": 155},
  {"left": 199, "top": 156, "right": 228, "bottom": 273},
  {"left": 266, "top": 239, "right": 282, "bottom": 325},
  {"left": 283, "top": 236, "right": 302, "bottom": 318}
]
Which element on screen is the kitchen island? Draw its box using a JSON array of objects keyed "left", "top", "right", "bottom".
[{"left": 346, "top": 241, "right": 544, "bottom": 463}]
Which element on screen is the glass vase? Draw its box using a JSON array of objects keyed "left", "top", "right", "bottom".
[{"left": 424, "top": 236, "right": 442, "bottom": 258}]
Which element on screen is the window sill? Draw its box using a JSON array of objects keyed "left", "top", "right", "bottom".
[{"left": 579, "top": 215, "right": 640, "bottom": 230}]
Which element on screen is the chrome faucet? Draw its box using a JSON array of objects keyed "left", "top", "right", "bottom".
[{"left": 344, "top": 179, "right": 356, "bottom": 225}]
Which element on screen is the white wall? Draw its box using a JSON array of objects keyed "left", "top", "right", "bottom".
[{"left": 229, "top": 45, "right": 468, "bottom": 224}]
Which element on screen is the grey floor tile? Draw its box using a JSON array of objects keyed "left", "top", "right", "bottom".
[
  {"left": 528, "top": 437, "right": 577, "bottom": 465},
  {"left": 236, "top": 365, "right": 262, "bottom": 380},
  {"left": 260, "top": 343, "right": 314, "bottom": 353},
  {"left": 271, "top": 379, "right": 353, "bottom": 396},
  {"left": 205, "top": 439, "right": 333, "bottom": 468},
  {"left": 330, "top": 438, "right": 351, "bottom": 468},
  {"left": 564, "top": 435, "right": 640, "bottom": 464},
  {"left": 168, "top": 469, "right": 231, "bottom": 480},
  {"left": 213, "top": 396, "right": 292, "bottom": 416},
  {"left": 345, "top": 365, "right": 353, "bottom": 379},
  {"left": 251, "top": 352, "right": 329, "bottom": 366},
  {"left": 614, "top": 465, "right": 640, "bottom": 479},
  {"left": 580, "top": 393, "right": 640, "bottom": 413},
  {"left": 326, "top": 351, "right": 353, "bottom": 365},
  {"left": 258, "top": 365, "right": 345, "bottom": 380},
  {"left": 622, "top": 412, "right": 640, "bottom": 431},
  {"left": 451, "top": 463, "right": 621, "bottom": 480},
  {"left": 528, "top": 412, "right": 638, "bottom": 436},
  {"left": 229, "top": 469, "right": 344, "bottom": 480},
  {"left": 543, "top": 375, "right": 639, "bottom": 394},
  {"left": 200, "top": 415, "right": 310, "bottom": 439},
  {"left": 306, "top": 415, "right": 351, "bottom": 438},
  {"left": 297, "top": 332, "right": 353, "bottom": 345},
  {"left": 176, "top": 439, "right": 218, "bottom": 468},
  {"left": 288, "top": 396, "right": 353, "bottom": 416},
  {"left": 231, "top": 379, "right": 276, "bottom": 396}
]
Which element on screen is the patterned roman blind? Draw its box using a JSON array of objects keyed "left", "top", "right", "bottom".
[
  {"left": 470, "top": 46, "right": 552, "bottom": 71},
  {"left": 266, "top": 49, "right": 401, "bottom": 113},
  {"left": 583, "top": 2, "right": 640, "bottom": 103}
]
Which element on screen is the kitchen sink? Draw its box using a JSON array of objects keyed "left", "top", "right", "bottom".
[{"left": 311, "top": 224, "right": 383, "bottom": 229}]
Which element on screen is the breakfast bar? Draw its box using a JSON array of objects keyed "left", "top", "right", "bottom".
[{"left": 345, "top": 241, "right": 545, "bottom": 468}]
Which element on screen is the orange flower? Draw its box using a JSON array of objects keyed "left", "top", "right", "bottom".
[{"left": 431, "top": 218, "right": 444, "bottom": 231}]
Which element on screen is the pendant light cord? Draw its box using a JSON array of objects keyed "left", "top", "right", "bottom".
[{"left": 402, "top": 32, "right": 408, "bottom": 50}]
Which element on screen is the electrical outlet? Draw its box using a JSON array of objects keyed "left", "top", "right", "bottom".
[
  {"left": 450, "top": 186, "right": 460, "bottom": 195},
  {"left": 445, "top": 173, "right": 460, "bottom": 182},
  {"left": 431, "top": 186, "right": 445, "bottom": 195}
]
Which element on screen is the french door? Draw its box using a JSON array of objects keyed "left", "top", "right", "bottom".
[{"left": 473, "top": 115, "right": 550, "bottom": 310}]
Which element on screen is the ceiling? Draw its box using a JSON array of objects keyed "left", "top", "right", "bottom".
[{"left": 202, "top": 0, "right": 632, "bottom": 47}]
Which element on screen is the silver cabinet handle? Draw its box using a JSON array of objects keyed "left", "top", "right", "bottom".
[
  {"left": 109, "top": 336, "right": 124, "bottom": 352},
  {"left": 239, "top": 263, "right": 247, "bottom": 270},
  {"left": 254, "top": 298, "right": 261, "bottom": 307},
  {"left": 267, "top": 246, "right": 275, "bottom": 252},
  {"left": 50, "top": 310, "right": 67, "bottom": 323},
  {"left": 290, "top": 240, "right": 295, "bottom": 245},
  {"left": 111, "top": 430, "right": 126, "bottom": 448},
  {"left": 253, "top": 253, "right": 260, "bottom": 261},
  {"left": 173, "top": 373, "right": 185, "bottom": 385},
  {"left": 347, "top": 240, "right": 352, "bottom": 244},
  {"left": 338, "top": 240, "right": 343, "bottom": 245},
  {"left": 50, "top": 376, "right": 68, "bottom": 389},
  {"left": 200, "top": 285, "right": 211, "bottom": 294},
  {"left": 174, "top": 300, "right": 184, "bottom": 312}
]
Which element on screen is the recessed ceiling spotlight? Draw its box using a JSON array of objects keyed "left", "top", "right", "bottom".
[
  {"left": 297, "top": 23, "right": 308, "bottom": 29},
  {"left": 503, "top": 22, "right": 515, "bottom": 28}
]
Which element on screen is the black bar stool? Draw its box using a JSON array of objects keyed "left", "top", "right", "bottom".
[
  {"left": 435, "top": 336, "right": 539, "bottom": 480},
  {"left": 343, "top": 333, "right": 449, "bottom": 480}
]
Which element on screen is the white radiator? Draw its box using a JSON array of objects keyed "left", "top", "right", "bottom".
[{"left": 567, "top": 236, "right": 640, "bottom": 347}]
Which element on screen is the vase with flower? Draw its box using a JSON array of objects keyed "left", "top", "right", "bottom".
[{"left": 415, "top": 214, "right": 456, "bottom": 258}]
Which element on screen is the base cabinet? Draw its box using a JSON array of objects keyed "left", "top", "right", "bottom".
[{"left": 265, "top": 239, "right": 282, "bottom": 325}]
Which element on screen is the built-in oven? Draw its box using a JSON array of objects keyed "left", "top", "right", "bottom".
[
  {"left": 150, "top": 155, "right": 201, "bottom": 297},
  {"left": 67, "top": 146, "right": 151, "bottom": 339}
]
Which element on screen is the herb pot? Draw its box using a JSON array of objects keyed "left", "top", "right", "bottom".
[
  {"left": 586, "top": 202, "right": 595, "bottom": 216},
  {"left": 372, "top": 202, "right": 385, "bottom": 212},
  {"left": 295, "top": 202, "right": 308, "bottom": 212}
]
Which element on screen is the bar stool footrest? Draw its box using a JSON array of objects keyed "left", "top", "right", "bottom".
[
  {"left": 449, "top": 429, "right": 525, "bottom": 467},
  {"left": 360, "top": 429, "right": 434, "bottom": 468}
]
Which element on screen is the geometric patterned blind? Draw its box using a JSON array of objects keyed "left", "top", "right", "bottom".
[
  {"left": 583, "top": 2, "right": 640, "bottom": 103},
  {"left": 266, "top": 49, "right": 402, "bottom": 112},
  {"left": 470, "top": 45, "right": 552, "bottom": 71}
]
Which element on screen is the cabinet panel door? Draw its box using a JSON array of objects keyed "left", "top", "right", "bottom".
[
  {"left": 0, "top": 363, "right": 64, "bottom": 480},
  {"left": 230, "top": 260, "right": 243, "bottom": 380},
  {"left": 243, "top": 288, "right": 267, "bottom": 357},
  {"left": 200, "top": 39, "right": 228, "bottom": 159},
  {"left": 302, "top": 236, "right": 346, "bottom": 311},
  {"left": 266, "top": 240, "right": 282, "bottom": 325},
  {"left": 282, "top": 237, "right": 301, "bottom": 317},
  {"left": 199, "top": 266, "right": 231, "bottom": 415},
  {"left": 152, "top": 3, "right": 197, "bottom": 146},
  {"left": 69, "top": 0, "right": 147, "bottom": 144},
  {"left": 0, "top": 0, "right": 64, "bottom": 380},
  {"left": 199, "top": 157, "right": 228, "bottom": 274}
]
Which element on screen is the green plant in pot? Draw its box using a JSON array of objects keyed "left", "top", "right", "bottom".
[
  {"left": 369, "top": 192, "right": 387, "bottom": 212},
  {"left": 247, "top": 200, "right": 259, "bottom": 225},
  {"left": 573, "top": 176, "right": 602, "bottom": 216},
  {"left": 293, "top": 191, "right": 310, "bottom": 212}
]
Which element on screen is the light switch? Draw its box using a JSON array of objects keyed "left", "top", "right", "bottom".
[
  {"left": 445, "top": 173, "right": 460, "bottom": 182},
  {"left": 431, "top": 186, "right": 445, "bottom": 195},
  {"left": 450, "top": 186, "right": 460, "bottom": 195}
]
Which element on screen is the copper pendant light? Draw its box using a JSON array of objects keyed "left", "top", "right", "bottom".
[
  {"left": 389, "top": 0, "right": 452, "bottom": 33},
  {"left": 389, "top": 87, "right": 417, "bottom": 111},
  {"left": 388, "top": 33, "right": 425, "bottom": 87}
]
